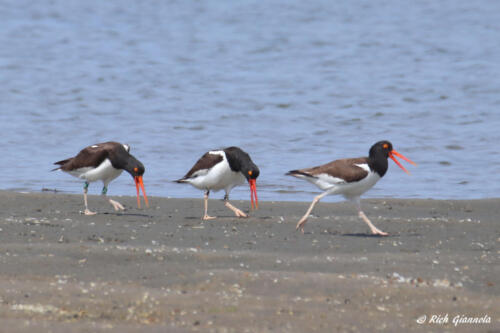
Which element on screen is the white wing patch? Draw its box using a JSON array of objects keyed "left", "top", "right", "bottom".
[
  {"left": 289, "top": 172, "right": 346, "bottom": 191},
  {"left": 191, "top": 168, "right": 209, "bottom": 178},
  {"left": 354, "top": 163, "right": 370, "bottom": 172},
  {"left": 67, "top": 167, "right": 94, "bottom": 178},
  {"left": 314, "top": 173, "right": 347, "bottom": 190},
  {"left": 208, "top": 150, "right": 224, "bottom": 156}
]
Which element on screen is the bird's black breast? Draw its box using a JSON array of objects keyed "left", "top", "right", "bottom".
[
  {"left": 368, "top": 154, "right": 389, "bottom": 177},
  {"left": 107, "top": 145, "right": 132, "bottom": 170},
  {"left": 224, "top": 146, "right": 251, "bottom": 173}
]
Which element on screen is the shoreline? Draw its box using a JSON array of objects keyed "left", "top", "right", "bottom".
[
  {"left": 0, "top": 191, "right": 498, "bottom": 332},
  {"left": 21, "top": 186, "right": 500, "bottom": 202}
]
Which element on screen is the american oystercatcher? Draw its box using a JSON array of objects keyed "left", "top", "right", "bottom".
[
  {"left": 287, "top": 141, "right": 416, "bottom": 235},
  {"left": 53, "top": 141, "right": 149, "bottom": 215},
  {"left": 176, "top": 146, "right": 259, "bottom": 220}
]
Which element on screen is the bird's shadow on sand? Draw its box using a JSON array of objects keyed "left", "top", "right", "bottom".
[
  {"left": 102, "top": 212, "right": 153, "bottom": 218},
  {"left": 302, "top": 231, "right": 392, "bottom": 237},
  {"left": 341, "top": 233, "right": 397, "bottom": 238},
  {"left": 184, "top": 215, "right": 272, "bottom": 220},
  {"left": 341, "top": 232, "right": 422, "bottom": 238}
]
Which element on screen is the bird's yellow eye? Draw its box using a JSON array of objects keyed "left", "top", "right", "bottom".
[
  {"left": 134, "top": 167, "right": 138, "bottom": 172},
  {"left": 248, "top": 171, "right": 252, "bottom": 176},
  {"left": 383, "top": 143, "right": 389, "bottom": 149}
]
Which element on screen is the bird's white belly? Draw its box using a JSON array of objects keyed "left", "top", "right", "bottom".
[
  {"left": 305, "top": 170, "right": 381, "bottom": 197},
  {"left": 189, "top": 159, "right": 246, "bottom": 192},
  {"left": 69, "top": 159, "right": 123, "bottom": 185},
  {"left": 337, "top": 171, "right": 380, "bottom": 198}
]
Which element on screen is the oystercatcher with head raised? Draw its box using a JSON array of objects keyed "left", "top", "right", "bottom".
[
  {"left": 53, "top": 141, "right": 149, "bottom": 215},
  {"left": 176, "top": 146, "right": 259, "bottom": 220},
  {"left": 287, "top": 141, "right": 416, "bottom": 235}
]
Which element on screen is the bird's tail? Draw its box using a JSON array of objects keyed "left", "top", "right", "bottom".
[
  {"left": 51, "top": 158, "right": 72, "bottom": 171},
  {"left": 286, "top": 170, "right": 313, "bottom": 178}
]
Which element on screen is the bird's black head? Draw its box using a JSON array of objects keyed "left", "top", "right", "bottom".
[
  {"left": 223, "top": 146, "right": 260, "bottom": 181},
  {"left": 110, "top": 144, "right": 145, "bottom": 177},
  {"left": 243, "top": 163, "right": 259, "bottom": 210},
  {"left": 370, "top": 140, "right": 393, "bottom": 159},
  {"left": 369, "top": 140, "right": 416, "bottom": 175},
  {"left": 110, "top": 143, "right": 149, "bottom": 208},
  {"left": 125, "top": 159, "right": 145, "bottom": 177},
  {"left": 223, "top": 146, "right": 260, "bottom": 209},
  {"left": 244, "top": 164, "right": 260, "bottom": 181},
  {"left": 124, "top": 155, "right": 148, "bottom": 209}
]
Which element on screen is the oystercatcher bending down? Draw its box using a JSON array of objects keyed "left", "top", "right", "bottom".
[
  {"left": 287, "top": 141, "right": 415, "bottom": 235},
  {"left": 176, "top": 146, "right": 259, "bottom": 220},
  {"left": 53, "top": 141, "right": 149, "bottom": 215}
]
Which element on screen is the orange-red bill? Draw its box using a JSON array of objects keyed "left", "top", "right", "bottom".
[
  {"left": 134, "top": 176, "right": 149, "bottom": 208},
  {"left": 249, "top": 178, "right": 259, "bottom": 210},
  {"left": 389, "top": 150, "right": 416, "bottom": 174},
  {"left": 391, "top": 150, "right": 417, "bottom": 166}
]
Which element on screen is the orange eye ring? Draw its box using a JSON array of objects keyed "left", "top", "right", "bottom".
[
  {"left": 383, "top": 143, "right": 389, "bottom": 149},
  {"left": 248, "top": 170, "right": 253, "bottom": 176},
  {"left": 134, "top": 167, "right": 138, "bottom": 173}
]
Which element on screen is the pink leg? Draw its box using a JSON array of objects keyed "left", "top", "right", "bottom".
[
  {"left": 83, "top": 185, "right": 96, "bottom": 215},
  {"left": 353, "top": 197, "right": 388, "bottom": 236},
  {"left": 101, "top": 186, "right": 125, "bottom": 212},
  {"left": 224, "top": 194, "right": 247, "bottom": 218},
  {"left": 107, "top": 198, "right": 125, "bottom": 211},
  {"left": 203, "top": 191, "right": 216, "bottom": 220},
  {"left": 296, "top": 191, "right": 330, "bottom": 233}
]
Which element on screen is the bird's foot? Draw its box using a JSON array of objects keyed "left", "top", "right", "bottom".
[
  {"left": 109, "top": 199, "right": 125, "bottom": 211},
  {"left": 202, "top": 215, "right": 217, "bottom": 220},
  {"left": 83, "top": 209, "right": 97, "bottom": 216},
  {"left": 358, "top": 211, "right": 388, "bottom": 236},
  {"left": 224, "top": 201, "right": 248, "bottom": 218},
  {"left": 296, "top": 217, "right": 308, "bottom": 234},
  {"left": 370, "top": 228, "right": 388, "bottom": 236},
  {"left": 233, "top": 208, "right": 247, "bottom": 218}
]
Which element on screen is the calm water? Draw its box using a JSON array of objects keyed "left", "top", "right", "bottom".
[{"left": 1, "top": 0, "right": 499, "bottom": 202}]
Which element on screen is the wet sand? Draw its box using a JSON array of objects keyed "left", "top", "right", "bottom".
[{"left": 0, "top": 190, "right": 498, "bottom": 332}]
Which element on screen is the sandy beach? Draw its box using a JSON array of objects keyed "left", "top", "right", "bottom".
[{"left": 0, "top": 190, "right": 498, "bottom": 332}]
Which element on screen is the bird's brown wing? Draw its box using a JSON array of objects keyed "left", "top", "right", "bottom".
[
  {"left": 177, "top": 152, "right": 224, "bottom": 181},
  {"left": 53, "top": 142, "right": 120, "bottom": 171},
  {"left": 288, "top": 157, "right": 369, "bottom": 183}
]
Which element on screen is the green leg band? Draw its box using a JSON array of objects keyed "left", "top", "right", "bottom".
[
  {"left": 84, "top": 182, "right": 89, "bottom": 190},
  {"left": 101, "top": 186, "right": 107, "bottom": 195}
]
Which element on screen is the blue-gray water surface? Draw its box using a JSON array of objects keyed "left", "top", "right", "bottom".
[{"left": 1, "top": 0, "right": 499, "bottom": 202}]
